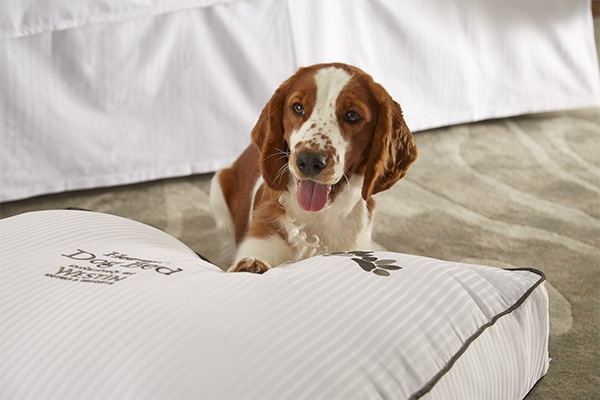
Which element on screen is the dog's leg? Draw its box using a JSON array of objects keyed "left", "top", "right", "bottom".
[{"left": 229, "top": 235, "right": 291, "bottom": 273}]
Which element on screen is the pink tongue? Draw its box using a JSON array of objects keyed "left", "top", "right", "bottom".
[{"left": 297, "top": 180, "right": 331, "bottom": 212}]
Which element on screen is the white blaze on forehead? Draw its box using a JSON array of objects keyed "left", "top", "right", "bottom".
[
  {"left": 312, "top": 67, "right": 352, "bottom": 120},
  {"left": 289, "top": 67, "right": 352, "bottom": 181}
]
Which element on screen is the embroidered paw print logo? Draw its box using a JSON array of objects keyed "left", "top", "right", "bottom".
[{"left": 326, "top": 251, "right": 402, "bottom": 276}]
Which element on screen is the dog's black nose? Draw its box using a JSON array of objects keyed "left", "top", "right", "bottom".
[{"left": 296, "top": 152, "right": 327, "bottom": 177}]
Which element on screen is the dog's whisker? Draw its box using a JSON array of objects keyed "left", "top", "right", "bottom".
[
  {"left": 275, "top": 164, "right": 289, "bottom": 184},
  {"left": 342, "top": 169, "right": 351, "bottom": 185},
  {"left": 265, "top": 149, "right": 290, "bottom": 161}
]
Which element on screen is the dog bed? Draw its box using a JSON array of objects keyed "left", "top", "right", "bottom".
[{"left": 0, "top": 210, "right": 549, "bottom": 399}]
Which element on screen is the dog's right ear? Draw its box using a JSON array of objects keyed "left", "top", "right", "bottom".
[
  {"left": 251, "top": 83, "right": 290, "bottom": 191},
  {"left": 362, "top": 83, "right": 418, "bottom": 201}
]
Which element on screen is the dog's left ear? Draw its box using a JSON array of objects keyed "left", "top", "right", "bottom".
[
  {"left": 251, "top": 83, "right": 290, "bottom": 191},
  {"left": 362, "top": 84, "right": 418, "bottom": 200}
]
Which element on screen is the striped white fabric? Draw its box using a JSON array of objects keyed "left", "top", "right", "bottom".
[
  {"left": 0, "top": 210, "right": 549, "bottom": 399},
  {"left": 2, "top": 1, "right": 598, "bottom": 202}
]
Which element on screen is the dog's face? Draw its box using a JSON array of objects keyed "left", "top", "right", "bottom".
[{"left": 252, "top": 63, "right": 417, "bottom": 212}]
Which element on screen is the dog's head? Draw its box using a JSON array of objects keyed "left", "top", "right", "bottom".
[{"left": 252, "top": 63, "right": 417, "bottom": 212}]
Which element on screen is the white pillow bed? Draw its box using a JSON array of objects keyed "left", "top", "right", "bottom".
[{"left": 0, "top": 210, "right": 549, "bottom": 399}]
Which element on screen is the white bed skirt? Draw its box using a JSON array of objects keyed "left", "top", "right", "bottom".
[{"left": 1, "top": 0, "right": 599, "bottom": 202}]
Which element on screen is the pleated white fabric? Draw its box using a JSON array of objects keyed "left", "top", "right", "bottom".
[
  {"left": 0, "top": 210, "right": 549, "bottom": 399},
  {"left": 1, "top": 0, "right": 599, "bottom": 201}
]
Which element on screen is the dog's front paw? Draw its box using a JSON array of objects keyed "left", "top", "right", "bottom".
[{"left": 229, "top": 257, "right": 271, "bottom": 274}]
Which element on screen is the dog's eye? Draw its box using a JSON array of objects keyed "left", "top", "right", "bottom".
[
  {"left": 344, "top": 110, "right": 362, "bottom": 124},
  {"left": 292, "top": 103, "right": 305, "bottom": 116}
]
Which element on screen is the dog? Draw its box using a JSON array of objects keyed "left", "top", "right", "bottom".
[{"left": 210, "top": 63, "right": 417, "bottom": 273}]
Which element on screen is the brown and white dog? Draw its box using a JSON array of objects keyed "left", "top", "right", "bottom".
[{"left": 210, "top": 63, "right": 417, "bottom": 273}]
